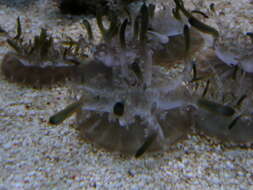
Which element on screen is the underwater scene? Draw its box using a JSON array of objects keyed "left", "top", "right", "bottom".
[{"left": 0, "top": 0, "right": 253, "bottom": 189}]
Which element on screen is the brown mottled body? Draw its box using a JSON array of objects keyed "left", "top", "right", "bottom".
[{"left": 1, "top": 52, "right": 78, "bottom": 87}]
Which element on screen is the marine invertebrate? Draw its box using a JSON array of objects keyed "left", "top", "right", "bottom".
[
  {"left": 194, "top": 69, "right": 253, "bottom": 143},
  {"left": 196, "top": 100, "right": 253, "bottom": 143},
  {"left": 49, "top": 3, "right": 203, "bottom": 157},
  {"left": 2, "top": 0, "right": 252, "bottom": 158},
  {"left": 190, "top": 46, "right": 253, "bottom": 143},
  {"left": 144, "top": 2, "right": 204, "bottom": 68},
  {"left": 170, "top": 0, "right": 253, "bottom": 144},
  {"left": 178, "top": 0, "right": 253, "bottom": 74},
  {"left": 51, "top": 1, "right": 253, "bottom": 156},
  {"left": 1, "top": 18, "right": 81, "bottom": 87},
  {"left": 214, "top": 29, "right": 253, "bottom": 73},
  {"left": 74, "top": 67, "right": 192, "bottom": 156}
]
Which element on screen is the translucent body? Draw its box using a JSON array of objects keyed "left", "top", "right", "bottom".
[
  {"left": 196, "top": 110, "right": 253, "bottom": 143},
  {"left": 50, "top": 2, "right": 228, "bottom": 155},
  {"left": 63, "top": 4, "right": 206, "bottom": 155},
  {"left": 214, "top": 28, "right": 253, "bottom": 73},
  {"left": 72, "top": 59, "right": 193, "bottom": 155},
  {"left": 76, "top": 107, "right": 191, "bottom": 154},
  {"left": 193, "top": 53, "right": 253, "bottom": 143}
]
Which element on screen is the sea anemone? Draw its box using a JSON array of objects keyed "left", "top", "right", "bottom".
[
  {"left": 49, "top": 3, "right": 202, "bottom": 157},
  {"left": 1, "top": 18, "right": 81, "bottom": 87}
]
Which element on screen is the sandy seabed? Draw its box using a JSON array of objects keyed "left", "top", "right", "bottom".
[{"left": 0, "top": 0, "right": 253, "bottom": 189}]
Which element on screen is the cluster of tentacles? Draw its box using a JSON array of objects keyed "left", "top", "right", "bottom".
[
  {"left": 1, "top": 0, "right": 253, "bottom": 157},
  {"left": 1, "top": 17, "right": 85, "bottom": 87}
]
